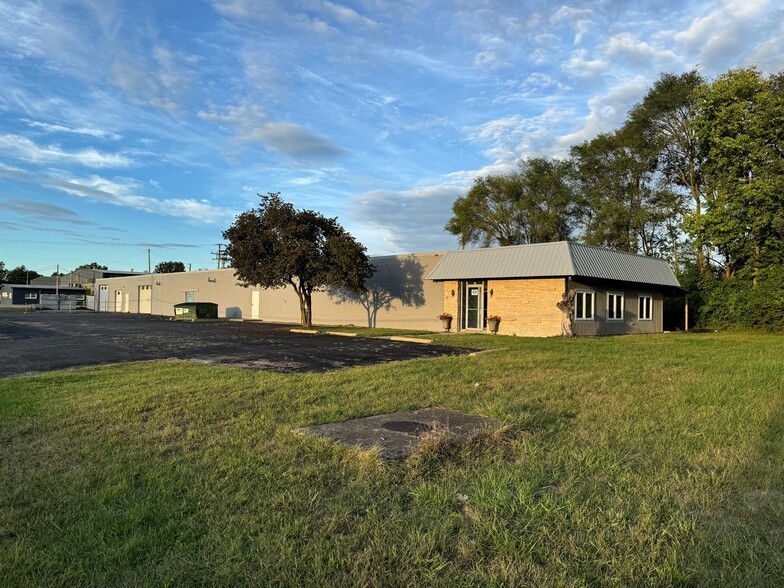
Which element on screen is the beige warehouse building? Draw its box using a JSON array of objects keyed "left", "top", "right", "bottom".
[{"left": 95, "top": 242, "right": 685, "bottom": 336}]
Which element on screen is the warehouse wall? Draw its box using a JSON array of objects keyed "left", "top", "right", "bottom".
[{"left": 95, "top": 252, "right": 448, "bottom": 330}]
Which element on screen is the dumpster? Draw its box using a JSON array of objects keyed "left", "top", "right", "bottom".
[{"left": 173, "top": 302, "right": 219, "bottom": 320}]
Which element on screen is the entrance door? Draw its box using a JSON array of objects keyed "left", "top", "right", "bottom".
[
  {"left": 122, "top": 292, "right": 130, "bottom": 313},
  {"left": 463, "top": 282, "right": 485, "bottom": 330},
  {"left": 139, "top": 285, "right": 152, "bottom": 314},
  {"left": 99, "top": 285, "right": 108, "bottom": 312},
  {"left": 251, "top": 290, "right": 261, "bottom": 319},
  {"left": 115, "top": 290, "right": 123, "bottom": 313}
]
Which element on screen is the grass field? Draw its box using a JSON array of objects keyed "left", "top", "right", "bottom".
[{"left": 1, "top": 330, "right": 783, "bottom": 586}]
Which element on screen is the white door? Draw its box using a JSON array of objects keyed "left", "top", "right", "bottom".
[
  {"left": 115, "top": 290, "right": 123, "bottom": 313},
  {"left": 251, "top": 290, "right": 261, "bottom": 319},
  {"left": 99, "top": 285, "right": 108, "bottom": 312},
  {"left": 122, "top": 292, "right": 130, "bottom": 313},
  {"left": 139, "top": 285, "right": 152, "bottom": 314}
]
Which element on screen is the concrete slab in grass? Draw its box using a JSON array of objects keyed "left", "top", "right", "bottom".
[{"left": 295, "top": 407, "right": 505, "bottom": 459}]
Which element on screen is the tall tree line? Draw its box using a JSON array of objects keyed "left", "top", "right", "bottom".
[{"left": 445, "top": 67, "right": 784, "bottom": 329}]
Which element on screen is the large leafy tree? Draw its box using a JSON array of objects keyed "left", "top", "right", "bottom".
[
  {"left": 6, "top": 265, "right": 41, "bottom": 284},
  {"left": 224, "top": 193, "right": 374, "bottom": 327},
  {"left": 0, "top": 261, "right": 6, "bottom": 284},
  {"left": 570, "top": 128, "right": 685, "bottom": 257},
  {"left": 155, "top": 261, "right": 186, "bottom": 274},
  {"left": 695, "top": 68, "right": 784, "bottom": 283},
  {"left": 76, "top": 262, "right": 108, "bottom": 270},
  {"left": 445, "top": 157, "right": 578, "bottom": 248},
  {"left": 626, "top": 70, "right": 707, "bottom": 270}
]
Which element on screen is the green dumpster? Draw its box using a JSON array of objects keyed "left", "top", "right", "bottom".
[{"left": 173, "top": 302, "right": 219, "bottom": 320}]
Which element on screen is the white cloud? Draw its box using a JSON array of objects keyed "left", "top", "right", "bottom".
[
  {"left": 22, "top": 119, "right": 121, "bottom": 140},
  {"left": 198, "top": 103, "right": 344, "bottom": 160},
  {"left": 554, "top": 75, "right": 650, "bottom": 148},
  {"left": 0, "top": 134, "right": 133, "bottom": 167},
  {"left": 562, "top": 49, "right": 608, "bottom": 78},
  {"left": 351, "top": 185, "right": 460, "bottom": 253},
  {"left": 549, "top": 5, "right": 595, "bottom": 44},
  {"left": 601, "top": 33, "right": 680, "bottom": 66},
  {"left": 0, "top": 165, "right": 234, "bottom": 225},
  {"left": 673, "top": 0, "right": 776, "bottom": 72},
  {"left": 323, "top": 1, "right": 377, "bottom": 28},
  {"left": 464, "top": 107, "right": 575, "bottom": 164}
]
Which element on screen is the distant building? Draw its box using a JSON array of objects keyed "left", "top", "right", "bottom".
[
  {"left": 0, "top": 284, "right": 86, "bottom": 309},
  {"left": 31, "top": 268, "right": 142, "bottom": 289}
]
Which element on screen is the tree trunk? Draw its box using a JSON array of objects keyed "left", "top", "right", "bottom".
[{"left": 304, "top": 290, "right": 313, "bottom": 327}]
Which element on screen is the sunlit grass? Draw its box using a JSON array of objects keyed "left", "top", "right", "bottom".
[{"left": 1, "top": 331, "right": 783, "bottom": 586}]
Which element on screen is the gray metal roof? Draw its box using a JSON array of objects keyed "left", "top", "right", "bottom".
[{"left": 426, "top": 241, "right": 683, "bottom": 289}]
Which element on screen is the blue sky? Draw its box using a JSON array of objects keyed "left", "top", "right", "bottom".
[{"left": 1, "top": 0, "right": 782, "bottom": 274}]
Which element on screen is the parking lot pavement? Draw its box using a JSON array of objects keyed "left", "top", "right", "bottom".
[{"left": 0, "top": 312, "right": 471, "bottom": 377}]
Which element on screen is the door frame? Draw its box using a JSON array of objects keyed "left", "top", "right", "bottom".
[{"left": 461, "top": 281, "right": 486, "bottom": 330}]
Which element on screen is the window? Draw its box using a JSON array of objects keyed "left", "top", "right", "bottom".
[
  {"left": 639, "top": 294, "right": 652, "bottom": 321},
  {"left": 25, "top": 292, "right": 38, "bottom": 300},
  {"left": 185, "top": 291, "right": 196, "bottom": 302},
  {"left": 607, "top": 292, "right": 624, "bottom": 321},
  {"left": 575, "top": 291, "right": 594, "bottom": 320}
]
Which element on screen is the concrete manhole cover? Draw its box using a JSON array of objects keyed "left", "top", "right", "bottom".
[
  {"left": 295, "top": 407, "right": 505, "bottom": 459},
  {"left": 381, "top": 420, "right": 432, "bottom": 435}
]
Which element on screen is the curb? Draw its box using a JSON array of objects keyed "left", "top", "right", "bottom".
[
  {"left": 389, "top": 336, "right": 433, "bottom": 345},
  {"left": 290, "top": 328, "right": 319, "bottom": 334},
  {"left": 326, "top": 331, "right": 358, "bottom": 337}
]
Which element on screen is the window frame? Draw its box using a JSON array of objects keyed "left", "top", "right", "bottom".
[
  {"left": 25, "top": 292, "right": 38, "bottom": 300},
  {"left": 607, "top": 291, "right": 625, "bottom": 321},
  {"left": 574, "top": 290, "right": 595, "bottom": 321},
  {"left": 638, "top": 294, "right": 653, "bottom": 321}
]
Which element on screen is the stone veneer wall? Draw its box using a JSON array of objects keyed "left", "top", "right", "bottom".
[{"left": 486, "top": 278, "right": 565, "bottom": 337}]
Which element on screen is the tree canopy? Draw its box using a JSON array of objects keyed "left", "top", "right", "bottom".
[
  {"left": 155, "top": 261, "right": 186, "bottom": 274},
  {"left": 223, "top": 193, "right": 374, "bottom": 327},
  {"left": 5, "top": 265, "right": 40, "bottom": 284},
  {"left": 76, "top": 262, "right": 108, "bottom": 270},
  {"left": 445, "top": 157, "right": 578, "bottom": 248}
]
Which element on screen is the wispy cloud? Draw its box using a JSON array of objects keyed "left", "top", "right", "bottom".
[
  {"left": 198, "top": 103, "right": 345, "bottom": 160},
  {"left": 0, "top": 166, "right": 235, "bottom": 225},
  {"left": 22, "top": 119, "right": 122, "bottom": 140},
  {"left": 0, "top": 196, "right": 94, "bottom": 226},
  {"left": 0, "top": 134, "right": 133, "bottom": 167}
]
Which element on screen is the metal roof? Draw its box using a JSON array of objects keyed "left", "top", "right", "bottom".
[{"left": 426, "top": 241, "right": 683, "bottom": 289}]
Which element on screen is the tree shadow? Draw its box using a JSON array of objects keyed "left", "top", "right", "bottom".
[{"left": 329, "top": 255, "right": 426, "bottom": 327}]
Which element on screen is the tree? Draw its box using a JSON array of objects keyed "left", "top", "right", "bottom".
[
  {"left": 626, "top": 70, "right": 707, "bottom": 270},
  {"left": 329, "top": 254, "right": 426, "bottom": 327},
  {"left": 570, "top": 128, "right": 685, "bottom": 257},
  {"left": 0, "top": 261, "right": 6, "bottom": 284},
  {"left": 223, "top": 193, "right": 374, "bottom": 327},
  {"left": 155, "top": 261, "right": 186, "bottom": 274},
  {"left": 694, "top": 68, "right": 784, "bottom": 283},
  {"left": 445, "top": 157, "right": 578, "bottom": 248},
  {"left": 76, "top": 262, "right": 108, "bottom": 270},
  {"left": 6, "top": 265, "right": 40, "bottom": 284}
]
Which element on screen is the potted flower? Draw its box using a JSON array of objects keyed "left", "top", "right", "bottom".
[
  {"left": 437, "top": 312, "right": 453, "bottom": 332},
  {"left": 486, "top": 314, "right": 501, "bottom": 334}
]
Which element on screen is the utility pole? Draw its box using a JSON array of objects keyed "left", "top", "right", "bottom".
[
  {"left": 56, "top": 263, "right": 60, "bottom": 310},
  {"left": 211, "top": 244, "right": 227, "bottom": 269},
  {"left": 148, "top": 249, "right": 151, "bottom": 274}
]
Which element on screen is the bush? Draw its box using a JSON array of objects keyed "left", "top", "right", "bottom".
[{"left": 698, "top": 266, "right": 784, "bottom": 331}]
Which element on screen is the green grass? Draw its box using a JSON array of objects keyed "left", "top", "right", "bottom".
[{"left": 2, "top": 331, "right": 784, "bottom": 586}]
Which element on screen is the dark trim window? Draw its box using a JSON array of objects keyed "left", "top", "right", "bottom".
[
  {"left": 25, "top": 292, "right": 38, "bottom": 300},
  {"left": 575, "top": 290, "right": 594, "bottom": 320},
  {"left": 638, "top": 294, "right": 652, "bottom": 321},
  {"left": 607, "top": 292, "right": 624, "bottom": 321}
]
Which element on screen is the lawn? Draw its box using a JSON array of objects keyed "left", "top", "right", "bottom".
[{"left": 1, "top": 331, "right": 783, "bottom": 586}]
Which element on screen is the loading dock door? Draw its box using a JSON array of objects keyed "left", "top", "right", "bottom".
[
  {"left": 139, "top": 285, "right": 152, "bottom": 314},
  {"left": 251, "top": 290, "right": 261, "bottom": 319}
]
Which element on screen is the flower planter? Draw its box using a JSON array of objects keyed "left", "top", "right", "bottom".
[
  {"left": 440, "top": 317, "right": 453, "bottom": 332},
  {"left": 487, "top": 318, "right": 500, "bottom": 334}
]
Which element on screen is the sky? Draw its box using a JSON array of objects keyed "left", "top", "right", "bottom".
[{"left": 1, "top": 0, "right": 782, "bottom": 275}]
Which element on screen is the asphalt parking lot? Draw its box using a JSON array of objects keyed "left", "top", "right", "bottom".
[{"left": 0, "top": 312, "right": 471, "bottom": 377}]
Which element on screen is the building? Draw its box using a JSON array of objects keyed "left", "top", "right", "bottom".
[
  {"left": 95, "top": 242, "right": 685, "bottom": 336},
  {"left": 428, "top": 241, "right": 685, "bottom": 336},
  {"left": 0, "top": 284, "right": 87, "bottom": 309},
  {"left": 31, "top": 268, "right": 142, "bottom": 289}
]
